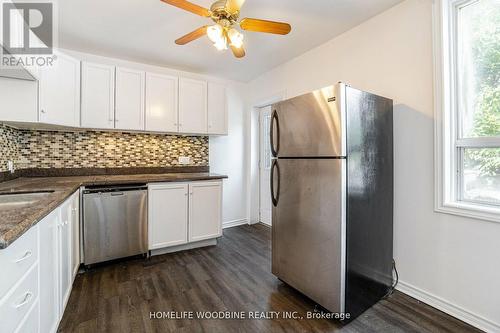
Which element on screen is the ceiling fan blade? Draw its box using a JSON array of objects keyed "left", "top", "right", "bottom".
[
  {"left": 240, "top": 18, "right": 291, "bottom": 35},
  {"left": 175, "top": 26, "right": 208, "bottom": 45},
  {"left": 160, "top": 0, "right": 211, "bottom": 17},
  {"left": 225, "top": 0, "right": 246, "bottom": 14},
  {"left": 230, "top": 45, "right": 245, "bottom": 58}
]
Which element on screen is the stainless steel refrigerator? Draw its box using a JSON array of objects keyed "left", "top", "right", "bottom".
[{"left": 270, "top": 83, "right": 393, "bottom": 319}]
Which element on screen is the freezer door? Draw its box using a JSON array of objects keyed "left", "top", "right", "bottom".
[
  {"left": 270, "top": 85, "right": 346, "bottom": 158},
  {"left": 271, "top": 158, "right": 346, "bottom": 313}
]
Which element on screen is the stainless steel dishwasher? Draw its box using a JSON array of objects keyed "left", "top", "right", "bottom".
[{"left": 82, "top": 184, "right": 148, "bottom": 265}]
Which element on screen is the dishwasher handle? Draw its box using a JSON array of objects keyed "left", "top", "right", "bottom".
[{"left": 83, "top": 184, "right": 147, "bottom": 194}]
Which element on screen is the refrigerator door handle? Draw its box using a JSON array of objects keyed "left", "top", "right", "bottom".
[
  {"left": 270, "top": 109, "right": 280, "bottom": 157},
  {"left": 270, "top": 159, "right": 280, "bottom": 206}
]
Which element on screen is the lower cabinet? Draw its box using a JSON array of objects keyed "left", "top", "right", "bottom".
[
  {"left": 148, "top": 180, "right": 222, "bottom": 251},
  {"left": 39, "top": 209, "right": 60, "bottom": 333},
  {"left": 14, "top": 299, "right": 39, "bottom": 333},
  {"left": 148, "top": 183, "right": 189, "bottom": 249},
  {"left": 189, "top": 181, "right": 223, "bottom": 242},
  {"left": 70, "top": 194, "right": 80, "bottom": 278},
  {"left": 58, "top": 197, "right": 73, "bottom": 316},
  {"left": 39, "top": 191, "right": 79, "bottom": 333}
]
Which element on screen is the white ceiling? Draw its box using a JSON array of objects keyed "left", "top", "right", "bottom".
[{"left": 57, "top": 0, "right": 403, "bottom": 82}]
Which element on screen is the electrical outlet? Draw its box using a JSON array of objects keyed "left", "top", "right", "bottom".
[
  {"left": 7, "top": 160, "right": 14, "bottom": 173},
  {"left": 178, "top": 156, "right": 191, "bottom": 165}
]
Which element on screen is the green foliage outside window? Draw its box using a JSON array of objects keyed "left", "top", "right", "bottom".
[{"left": 464, "top": 0, "right": 500, "bottom": 176}]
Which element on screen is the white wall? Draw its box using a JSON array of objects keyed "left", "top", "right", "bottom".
[
  {"left": 210, "top": 83, "right": 249, "bottom": 227},
  {"left": 245, "top": 0, "right": 500, "bottom": 331}
]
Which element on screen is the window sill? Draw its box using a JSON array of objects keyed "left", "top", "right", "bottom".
[{"left": 436, "top": 201, "right": 500, "bottom": 223}]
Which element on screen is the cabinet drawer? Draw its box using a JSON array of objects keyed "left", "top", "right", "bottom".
[
  {"left": 0, "top": 225, "right": 39, "bottom": 299},
  {"left": 14, "top": 299, "right": 39, "bottom": 333},
  {"left": 0, "top": 264, "right": 39, "bottom": 333}
]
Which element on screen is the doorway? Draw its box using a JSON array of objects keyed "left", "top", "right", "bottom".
[{"left": 259, "top": 106, "right": 272, "bottom": 226}]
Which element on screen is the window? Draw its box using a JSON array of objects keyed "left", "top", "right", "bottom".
[{"left": 434, "top": 0, "right": 500, "bottom": 221}]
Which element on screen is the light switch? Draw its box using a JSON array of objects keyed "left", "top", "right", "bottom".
[
  {"left": 7, "top": 161, "right": 14, "bottom": 173},
  {"left": 178, "top": 156, "right": 191, "bottom": 165}
]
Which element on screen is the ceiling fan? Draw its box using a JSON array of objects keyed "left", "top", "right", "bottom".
[{"left": 161, "top": 0, "right": 292, "bottom": 58}]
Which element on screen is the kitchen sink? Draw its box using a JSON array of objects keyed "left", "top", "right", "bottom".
[{"left": 0, "top": 191, "right": 55, "bottom": 208}]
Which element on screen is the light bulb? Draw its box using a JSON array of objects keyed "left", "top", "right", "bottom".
[
  {"left": 207, "top": 24, "right": 223, "bottom": 43},
  {"left": 213, "top": 35, "right": 228, "bottom": 51},
  {"left": 227, "top": 28, "right": 244, "bottom": 48}
]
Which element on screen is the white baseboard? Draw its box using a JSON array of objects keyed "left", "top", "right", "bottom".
[
  {"left": 223, "top": 219, "right": 249, "bottom": 229},
  {"left": 397, "top": 280, "right": 500, "bottom": 332}
]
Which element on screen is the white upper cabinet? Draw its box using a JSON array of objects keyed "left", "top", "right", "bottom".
[
  {"left": 145, "top": 73, "right": 178, "bottom": 133},
  {"left": 0, "top": 78, "right": 38, "bottom": 123},
  {"left": 207, "top": 82, "right": 228, "bottom": 135},
  {"left": 81, "top": 62, "right": 115, "bottom": 129},
  {"left": 39, "top": 52, "right": 81, "bottom": 127},
  {"left": 178, "top": 77, "right": 207, "bottom": 134},
  {"left": 115, "top": 67, "right": 145, "bottom": 131},
  {"left": 189, "top": 181, "right": 223, "bottom": 242}
]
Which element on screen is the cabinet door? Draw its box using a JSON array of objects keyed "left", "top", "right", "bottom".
[
  {"left": 189, "top": 181, "right": 222, "bottom": 242},
  {"left": 39, "top": 209, "right": 60, "bottom": 333},
  {"left": 58, "top": 199, "right": 72, "bottom": 316},
  {"left": 13, "top": 299, "right": 39, "bottom": 333},
  {"left": 115, "top": 67, "right": 145, "bottom": 131},
  {"left": 70, "top": 192, "right": 80, "bottom": 279},
  {"left": 148, "top": 183, "right": 189, "bottom": 249},
  {"left": 178, "top": 78, "right": 207, "bottom": 134},
  {"left": 81, "top": 62, "right": 115, "bottom": 129},
  {"left": 207, "top": 82, "right": 227, "bottom": 135},
  {"left": 0, "top": 79, "right": 38, "bottom": 122},
  {"left": 145, "top": 73, "right": 178, "bottom": 133},
  {"left": 39, "top": 52, "right": 80, "bottom": 127}
]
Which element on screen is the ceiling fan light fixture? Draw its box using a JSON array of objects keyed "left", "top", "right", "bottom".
[
  {"left": 227, "top": 28, "right": 244, "bottom": 48},
  {"left": 161, "top": 0, "right": 291, "bottom": 58},
  {"left": 207, "top": 24, "right": 223, "bottom": 43},
  {"left": 213, "top": 35, "right": 228, "bottom": 50}
]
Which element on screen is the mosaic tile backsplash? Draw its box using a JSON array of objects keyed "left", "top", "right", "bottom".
[
  {"left": 0, "top": 125, "right": 20, "bottom": 172},
  {"left": 0, "top": 124, "right": 208, "bottom": 172}
]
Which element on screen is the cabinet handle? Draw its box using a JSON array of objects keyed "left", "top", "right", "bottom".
[
  {"left": 40, "top": 109, "right": 46, "bottom": 114},
  {"left": 14, "top": 251, "right": 32, "bottom": 263},
  {"left": 14, "top": 292, "right": 32, "bottom": 308}
]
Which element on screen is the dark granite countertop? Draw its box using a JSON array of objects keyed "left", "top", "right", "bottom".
[{"left": 0, "top": 173, "right": 227, "bottom": 249}]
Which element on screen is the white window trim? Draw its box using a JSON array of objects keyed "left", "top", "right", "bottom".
[{"left": 433, "top": 0, "right": 500, "bottom": 223}]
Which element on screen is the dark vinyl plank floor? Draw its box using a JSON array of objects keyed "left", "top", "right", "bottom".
[{"left": 59, "top": 224, "right": 481, "bottom": 333}]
